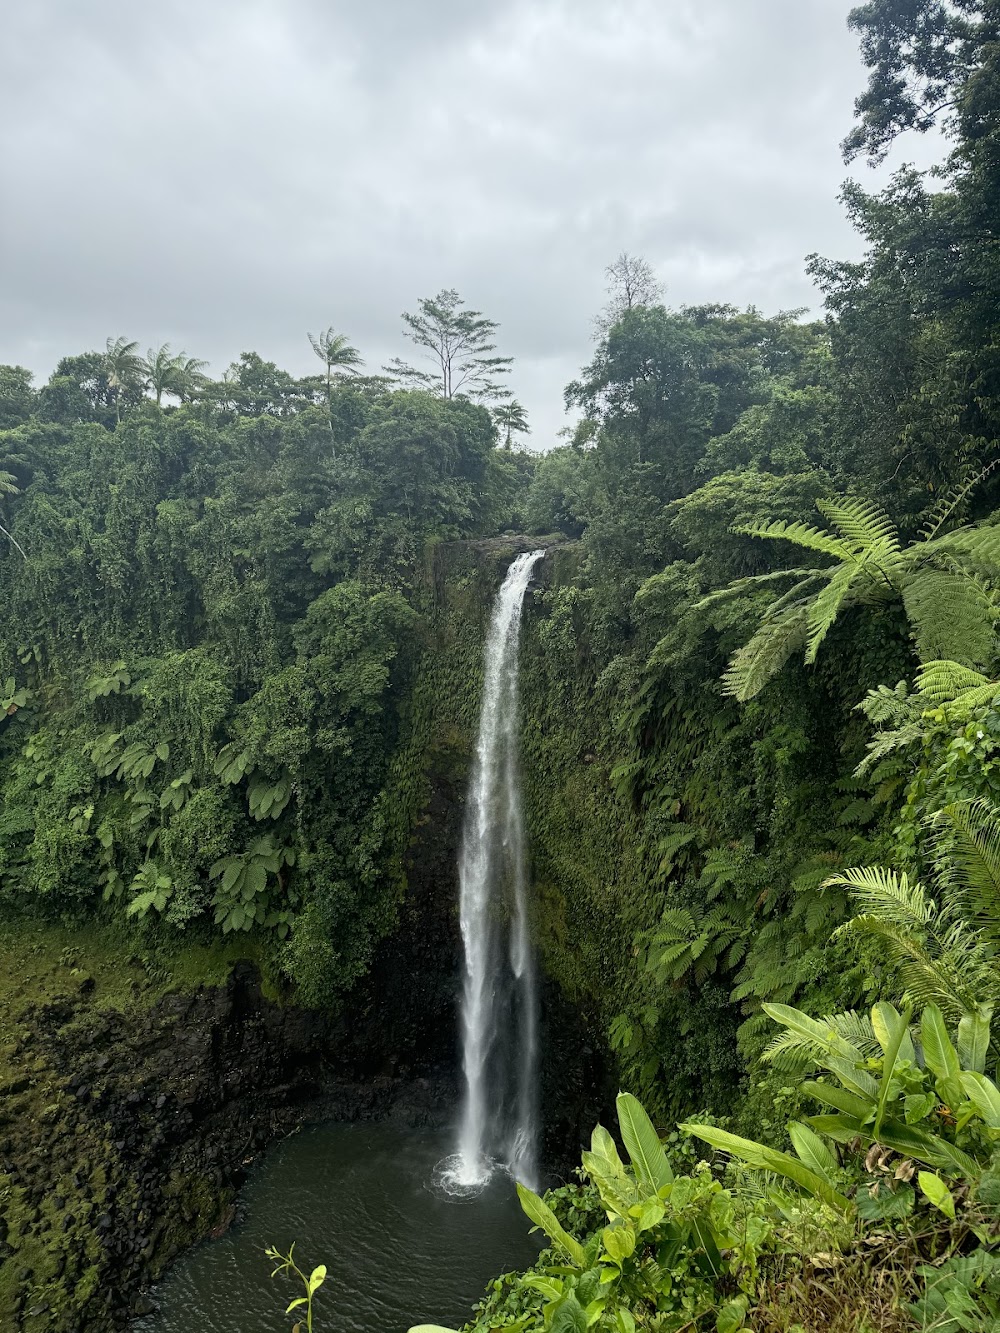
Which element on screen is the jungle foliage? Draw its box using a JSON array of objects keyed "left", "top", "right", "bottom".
[{"left": 0, "top": 316, "right": 528, "bottom": 1003}]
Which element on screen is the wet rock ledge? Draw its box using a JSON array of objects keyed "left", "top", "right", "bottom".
[{"left": 0, "top": 962, "right": 451, "bottom": 1333}]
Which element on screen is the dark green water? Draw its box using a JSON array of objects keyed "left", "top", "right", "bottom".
[{"left": 133, "top": 1121, "right": 541, "bottom": 1333}]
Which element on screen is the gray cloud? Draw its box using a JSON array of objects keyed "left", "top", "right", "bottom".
[{"left": 1, "top": 0, "right": 943, "bottom": 447}]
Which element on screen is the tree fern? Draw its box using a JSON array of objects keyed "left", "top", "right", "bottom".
[
  {"left": 828, "top": 863, "right": 1000, "bottom": 1027},
  {"left": 854, "top": 660, "right": 1000, "bottom": 775},
  {"left": 934, "top": 801, "right": 1000, "bottom": 947},
  {"left": 721, "top": 603, "right": 809, "bottom": 701},
  {"left": 815, "top": 496, "right": 901, "bottom": 556},
  {"left": 902, "top": 567, "right": 996, "bottom": 669},
  {"left": 731, "top": 517, "right": 856, "bottom": 561},
  {"left": 710, "top": 493, "right": 999, "bottom": 702}
]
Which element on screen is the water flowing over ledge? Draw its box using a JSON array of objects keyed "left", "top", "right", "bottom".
[{"left": 443, "top": 549, "right": 545, "bottom": 1195}]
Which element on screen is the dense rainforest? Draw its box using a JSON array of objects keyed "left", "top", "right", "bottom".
[{"left": 6, "top": 0, "right": 1000, "bottom": 1329}]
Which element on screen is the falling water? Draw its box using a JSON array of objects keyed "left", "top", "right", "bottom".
[{"left": 442, "top": 550, "right": 545, "bottom": 1195}]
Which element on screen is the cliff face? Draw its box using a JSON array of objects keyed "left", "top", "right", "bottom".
[{"left": 0, "top": 537, "right": 624, "bottom": 1331}]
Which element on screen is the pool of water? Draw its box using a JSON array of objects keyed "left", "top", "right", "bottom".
[{"left": 132, "top": 1121, "right": 541, "bottom": 1333}]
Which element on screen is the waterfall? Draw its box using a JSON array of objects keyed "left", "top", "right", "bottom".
[{"left": 445, "top": 549, "right": 544, "bottom": 1194}]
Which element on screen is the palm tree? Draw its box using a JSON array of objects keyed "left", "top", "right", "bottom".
[
  {"left": 143, "top": 344, "right": 177, "bottom": 408},
  {"left": 307, "top": 328, "right": 363, "bottom": 412},
  {"left": 104, "top": 337, "right": 145, "bottom": 422},
  {"left": 492, "top": 399, "right": 530, "bottom": 448},
  {"left": 173, "top": 355, "right": 209, "bottom": 402},
  {"left": 0, "top": 470, "right": 26, "bottom": 559},
  {"left": 142, "top": 346, "right": 210, "bottom": 407},
  {"left": 701, "top": 481, "right": 1000, "bottom": 701}
]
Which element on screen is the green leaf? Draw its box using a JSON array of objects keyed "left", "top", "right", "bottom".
[
  {"left": 960, "top": 1072, "right": 1000, "bottom": 1128},
  {"left": 601, "top": 1225, "right": 636, "bottom": 1266},
  {"left": 308, "top": 1265, "right": 326, "bottom": 1292},
  {"left": 918, "top": 1171, "right": 956, "bottom": 1219},
  {"left": 516, "top": 1184, "right": 586, "bottom": 1265},
  {"left": 921, "top": 1004, "right": 964, "bottom": 1107},
  {"left": 873, "top": 1002, "right": 912, "bottom": 1138},
  {"left": 221, "top": 861, "right": 242, "bottom": 894},
  {"left": 957, "top": 1008, "right": 991, "bottom": 1075},
  {"left": 716, "top": 1295, "right": 749, "bottom": 1333},
  {"left": 155, "top": 742, "right": 169, "bottom": 762},
  {"left": 616, "top": 1093, "right": 672, "bottom": 1193},
  {"left": 286, "top": 1299, "right": 307, "bottom": 1313},
  {"left": 800, "top": 1080, "right": 871, "bottom": 1119},
  {"left": 680, "top": 1123, "right": 851, "bottom": 1213},
  {"left": 550, "top": 1294, "right": 588, "bottom": 1333},
  {"left": 520, "top": 1275, "right": 564, "bottom": 1300},
  {"left": 244, "top": 861, "right": 268, "bottom": 898},
  {"left": 904, "top": 1092, "right": 938, "bottom": 1123},
  {"left": 788, "top": 1121, "right": 837, "bottom": 1179},
  {"left": 408, "top": 1327, "right": 462, "bottom": 1333}
]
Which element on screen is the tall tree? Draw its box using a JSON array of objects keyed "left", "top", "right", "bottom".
[
  {"left": 0, "top": 469, "right": 25, "bottom": 559},
  {"left": 307, "top": 327, "right": 363, "bottom": 426},
  {"left": 384, "top": 289, "right": 513, "bottom": 403},
  {"left": 594, "top": 252, "right": 664, "bottom": 335},
  {"left": 142, "top": 345, "right": 209, "bottom": 407},
  {"left": 0, "top": 366, "right": 35, "bottom": 429},
  {"left": 104, "top": 337, "right": 145, "bottom": 422},
  {"left": 143, "top": 344, "right": 178, "bottom": 408},
  {"left": 843, "top": 0, "right": 984, "bottom": 163},
  {"left": 173, "top": 354, "right": 210, "bottom": 403},
  {"left": 493, "top": 399, "right": 530, "bottom": 448}
]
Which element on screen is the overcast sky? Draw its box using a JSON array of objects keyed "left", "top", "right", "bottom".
[{"left": 1, "top": 0, "right": 943, "bottom": 448}]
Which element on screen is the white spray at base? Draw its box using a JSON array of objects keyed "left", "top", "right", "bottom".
[{"left": 440, "top": 550, "right": 545, "bottom": 1195}]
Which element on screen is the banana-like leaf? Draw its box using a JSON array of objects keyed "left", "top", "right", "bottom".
[
  {"left": 616, "top": 1093, "right": 673, "bottom": 1193},
  {"left": 871, "top": 1002, "right": 915, "bottom": 1064},
  {"left": 957, "top": 1008, "right": 991, "bottom": 1075},
  {"left": 921, "top": 1004, "right": 964, "bottom": 1108},
  {"left": 679, "top": 1123, "right": 851, "bottom": 1214},
  {"left": 960, "top": 1071, "right": 1000, "bottom": 1128},
  {"left": 806, "top": 1114, "right": 864, "bottom": 1143},
  {"left": 827, "top": 1113, "right": 978, "bottom": 1180},
  {"left": 800, "top": 1080, "right": 872, "bottom": 1120},
  {"left": 591, "top": 1124, "right": 624, "bottom": 1171},
  {"left": 788, "top": 1121, "right": 837, "bottom": 1180},
  {"left": 517, "top": 1183, "right": 586, "bottom": 1266},
  {"left": 873, "top": 1002, "right": 912, "bottom": 1138}
]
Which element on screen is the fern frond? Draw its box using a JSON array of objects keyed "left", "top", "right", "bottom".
[
  {"left": 804, "top": 562, "right": 863, "bottom": 664},
  {"left": 762, "top": 1006, "right": 876, "bottom": 1073},
  {"left": 764, "top": 573, "right": 830, "bottom": 617},
  {"left": 692, "top": 568, "right": 825, "bottom": 613},
  {"left": 824, "top": 865, "right": 933, "bottom": 931},
  {"left": 914, "top": 659, "right": 995, "bottom": 706},
  {"left": 919, "top": 461, "right": 1000, "bottom": 542},
  {"left": 816, "top": 496, "right": 901, "bottom": 556},
  {"left": 858, "top": 679, "right": 913, "bottom": 726},
  {"left": 934, "top": 520, "right": 1000, "bottom": 574},
  {"left": 936, "top": 801, "right": 1000, "bottom": 946},
  {"left": 854, "top": 722, "right": 926, "bottom": 777},
  {"left": 731, "top": 519, "right": 856, "bottom": 562},
  {"left": 721, "top": 604, "right": 809, "bottom": 701},
  {"left": 902, "top": 569, "right": 997, "bottom": 669}
]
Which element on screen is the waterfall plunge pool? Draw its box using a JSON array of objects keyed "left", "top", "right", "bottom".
[{"left": 132, "top": 1121, "right": 542, "bottom": 1333}]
